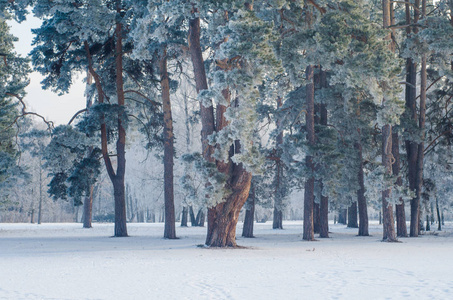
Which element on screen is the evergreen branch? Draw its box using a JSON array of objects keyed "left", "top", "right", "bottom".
[
  {"left": 424, "top": 129, "right": 452, "bottom": 155},
  {"left": 306, "top": 0, "right": 326, "bottom": 14},
  {"left": 67, "top": 108, "right": 88, "bottom": 125},
  {"left": 124, "top": 90, "right": 160, "bottom": 106},
  {"left": 415, "top": 75, "right": 444, "bottom": 100},
  {"left": 4, "top": 92, "right": 54, "bottom": 131}
]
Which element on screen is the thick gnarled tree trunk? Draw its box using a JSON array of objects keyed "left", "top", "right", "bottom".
[{"left": 189, "top": 14, "right": 252, "bottom": 247}]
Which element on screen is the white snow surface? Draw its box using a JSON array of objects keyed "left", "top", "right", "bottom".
[{"left": 1, "top": 221, "right": 452, "bottom": 300}]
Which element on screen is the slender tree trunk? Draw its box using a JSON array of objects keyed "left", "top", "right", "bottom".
[
  {"left": 273, "top": 98, "right": 284, "bottom": 230},
  {"left": 242, "top": 182, "right": 255, "bottom": 238},
  {"left": 393, "top": 131, "right": 407, "bottom": 237},
  {"left": 381, "top": 0, "right": 397, "bottom": 242},
  {"left": 83, "top": 185, "right": 93, "bottom": 228},
  {"left": 356, "top": 140, "right": 369, "bottom": 236},
  {"left": 347, "top": 202, "right": 358, "bottom": 228},
  {"left": 195, "top": 208, "right": 205, "bottom": 227},
  {"left": 181, "top": 207, "right": 188, "bottom": 227},
  {"left": 382, "top": 124, "right": 397, "bottom": 242},
  {"left": 436, "top": 197, "right": 441, "bottom": 231},
  {"left": 37, "top": 163, "right": 43, "bottom": 224},
  {"left": 407, "top": 0, "right": 421, "bottom": 238},
  {"left": 303, "top": 65, "right": 315, "bottom": 241},
  {"left": 160, "top": 48, "right": 177, "bottom": 239},
  {"left": 414, "top": 43, "right": 427, "bottom": 237}
]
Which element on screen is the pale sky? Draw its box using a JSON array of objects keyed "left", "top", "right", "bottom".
[{"left": 7, "top": 16, "right": 86, "bottom": 126}]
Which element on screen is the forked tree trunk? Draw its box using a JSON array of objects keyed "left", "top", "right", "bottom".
[
  {"left": 382, "top": 124, "right": 397, "bottom": 242},
  {"left": 356, "top": 140, "right": 369, "bottom": 236},
  {"left": 195, "top": 208, "right": 205, "bottom": 227},
  {"left": 160, "top": 48, "right": 176, "bottom": 239},
  {"left": 189, "top": 14, "right": 252, "bottom": 247},
  {"left": 303, "top": 65, "right": 315, "bottom": 241},
  {"left": 189, "top": 206, "right": 197, "bottom": 226},
  {"left": 392, "top": 131, "right": 407, "bottom": 237}
]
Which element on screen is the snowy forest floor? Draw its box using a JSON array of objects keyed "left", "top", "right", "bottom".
[{"left": 1, "top": 221, "right": 452, "bottom": 300}]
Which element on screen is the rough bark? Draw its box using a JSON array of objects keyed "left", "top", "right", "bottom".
[
  {"left": 319, "top": 188, "right": 329, "bottom": 238},
  {"left": 392, "top": 131, "right": 407, "bottom": 237},
  {"left": 160, "top": 49, "right": 177, "bottom": 239},
  {"left": 382, "top": 124, "right": 397, "bottom": 242},
  {"left": 189, "top": 13, "right": 252, "bottom": 247},
  {"left": 347, "top": 202, "right": 358, "bottom": 228},
  {"left": 303, "top": 65, "right": 315, "bottom": 241},
  {"left": 356, "top": 140, "right": 369, "bottom": 236}
]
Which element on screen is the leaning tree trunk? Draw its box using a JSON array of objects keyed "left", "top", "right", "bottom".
[
  {"left": 436, "top": 197, "right": 441, "bottom": 231},
  {"left": 356, "top": 139, "right": 369, "bottom": 236},
  {"left": 242, "top": 182, "right": 256, "bottom": 238},
  {"left": 303, "top": 65, "right": 315, "bottom": 241},
  {"left": 160, "top": 48, "right": 177, "bottom": 239},
  {"left": 392, "top": 131, "right": 407, "bottom": 237}
]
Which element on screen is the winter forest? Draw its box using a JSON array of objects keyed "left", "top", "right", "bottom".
[
  {"left": 3, "top": 0, "right": 453, "bottom": 244},
  {"left": 3, "top": 0, "right": 453, "bottom": 298}
]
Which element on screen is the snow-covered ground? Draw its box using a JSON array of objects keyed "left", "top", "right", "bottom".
[{"left": 1, "top": 221, "right": 452, "bottom": 300}]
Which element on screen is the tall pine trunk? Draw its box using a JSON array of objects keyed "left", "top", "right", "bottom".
[
  {"left": 356, "top": 140, "right": 369, "bottom": 236},
  {"left": 83, "top": 185, "right": 93, "bottom": 228},
  {"left": 381, "top": 0, "right": 397, "bottom": 242},
  {"left": 160, "top": 48, "right": 177, "bottom": 239},
  {"left": 273, "top": 98, "right": 284, "bottom": 230},
  {"left": 392, "top": 131, "right": 407, "bottom": 237},
  {"left": 303, "top": 65, "right": 315, "bottom": 241}
]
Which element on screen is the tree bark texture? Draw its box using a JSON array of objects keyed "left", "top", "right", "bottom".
[
  {"left": 303, "top": 65, "right": 315, "bottom": 241},
  {"left": 338, "top": 209, "right": 347, "bottom": 225},
  {"left": 392, "top": 132, "right": 407, "bottom": 237},
  {"left": 382, "top": 124, "right": 397, "bottom": 242},
  {"left": 160, "top": 49, "right": 177, "bottom": 239},
  {"left": 189, "top": 14, "right": 252, "bottom": 247},
  {"left": 356, "top": 140, "right": 369, "bottom": 236}
]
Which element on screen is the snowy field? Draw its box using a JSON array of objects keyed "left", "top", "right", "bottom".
[{"left": 1, "top": 221, "right": 452, "bottom": 300}]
